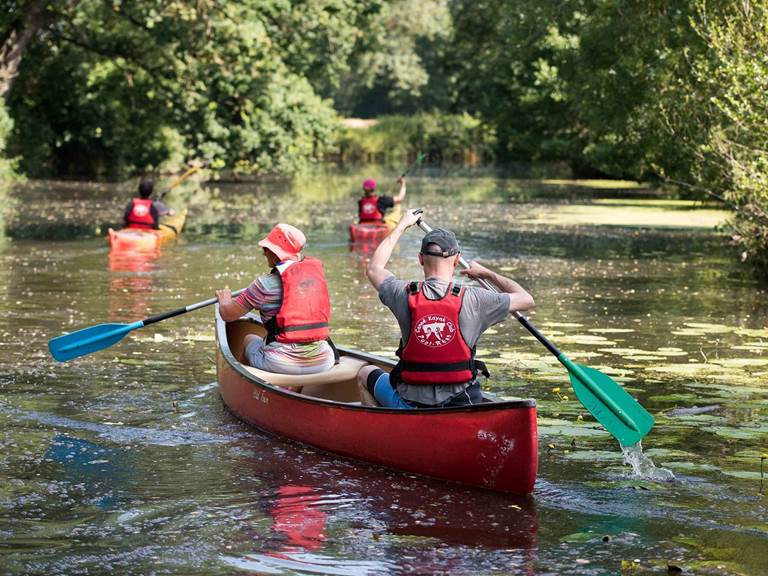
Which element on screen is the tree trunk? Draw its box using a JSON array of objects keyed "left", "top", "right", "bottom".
[{"left": 0, "top": 0, "right": 51, "bottom": 98}]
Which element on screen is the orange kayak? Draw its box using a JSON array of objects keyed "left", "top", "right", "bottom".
[
  {"left": 108, "top": 209, "right": 187, "bottom": 252},
  {"left": 348, "top": 205, "right": 400, "bottom": 243}
]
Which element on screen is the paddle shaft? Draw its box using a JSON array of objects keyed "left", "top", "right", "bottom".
[
  {"left": 49, "top": 288, "right": 247, "bottom": 361},
  {"left": 159, "top": 166, "right": 199, "bottom": 200},
  {"left": 401, "top": 153, "right": 427, "bottom": 178},
  {"left": 142, "top": 288, "right": 246, "bottom": 327}
]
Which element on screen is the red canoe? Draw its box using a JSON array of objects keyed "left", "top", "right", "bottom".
[{"left": 215, "top": 311, "right": 539, "bottom": 494}]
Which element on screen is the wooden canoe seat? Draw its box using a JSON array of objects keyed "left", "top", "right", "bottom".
[{"left": 242, "top": 356, "right": 369, "bottom": 401}]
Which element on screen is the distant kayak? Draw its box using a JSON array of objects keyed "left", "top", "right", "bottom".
[
  {"left": 348, "top": 205, "right": 400, "bottom": 243},
  {"left": 108, "top": 209, "right": 187, "bottom": 252}
]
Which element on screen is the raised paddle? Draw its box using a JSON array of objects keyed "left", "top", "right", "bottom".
[
  {"left": 49, "top": 288, "right": 245, "bottom": 362},
  {"left": 415, "top": 218, "right": 654, "bottom": 446},
  {"left": 158, "top": 165, "right": 200, "bottom": 201},
  {"left": 401, "top": 152, "right": 428, "bottom": 178}
]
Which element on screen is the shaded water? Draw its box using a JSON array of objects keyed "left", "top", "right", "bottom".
[{"left": 1, "top": 169, "right": 766, "bottom": 575}]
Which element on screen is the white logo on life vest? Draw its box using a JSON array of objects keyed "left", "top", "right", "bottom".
[
  {"left": 361, "top": 203, "right": 376, "bottom": 213},
  {"left": 414, "top": 314, "right": 456, "bottom": 347},
  {"left": 133, "top": 204, "right": 149, "bottom": 217}
]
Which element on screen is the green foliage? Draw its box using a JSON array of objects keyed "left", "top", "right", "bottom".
[
  {"left": 336, "top": 112, "right": 496, "bottom": 165},
  {"left": 683, "top": 0, "right": 768, "bottom": 270},
  {"left": 334, "top": 0, "right": 453, "bottom": 115},
  {"left": 6, "top": 0, "right": 352, "bottom": 178}
]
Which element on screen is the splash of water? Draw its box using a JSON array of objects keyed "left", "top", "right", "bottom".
[{"left": 621, "top": 442, "right": 676, "bottom": 482}]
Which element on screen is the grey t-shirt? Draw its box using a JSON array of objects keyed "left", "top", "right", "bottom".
[{"left": 378, "top": 275, "right": 511, "bottom": 405}]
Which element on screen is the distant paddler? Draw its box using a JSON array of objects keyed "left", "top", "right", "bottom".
[
  {"left": 357, "top": 176, "right": 406, "bottom": 225},
  {"left": 123, "top": 178, "right": 176, "bottom": 230}
]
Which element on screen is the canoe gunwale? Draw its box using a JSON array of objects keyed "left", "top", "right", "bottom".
[{"left": 215, "top": 308, "right": 536, "bottom": 413}]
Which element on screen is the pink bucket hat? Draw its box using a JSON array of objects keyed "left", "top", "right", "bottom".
[
  {"left": 258, "top": 223, "right": 306, "bottom": 261},
  {"left": 362, "top": 178, "right": 377, "bottom": 191}
]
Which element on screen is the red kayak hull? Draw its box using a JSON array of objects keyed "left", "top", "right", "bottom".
[
  {"left": 216, "top": 313, "right": 538, "bottom": 494},
  {"left": 348, "top": 222, "right": 390, "bottom": 242}
]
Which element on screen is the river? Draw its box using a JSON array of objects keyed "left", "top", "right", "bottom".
[{"left": 0, "top": 168, "right": 766, "bottom": 575}]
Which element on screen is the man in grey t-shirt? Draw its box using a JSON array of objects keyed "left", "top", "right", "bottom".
[{"left": 357, "top": 208, "right": 535, "bottom": 408}]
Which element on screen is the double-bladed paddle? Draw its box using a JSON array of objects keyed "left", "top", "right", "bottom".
[
  {"left": 416, "top": 218, "right": 654, "bottom": 446},
  {"left": 401, "top": 152, "right": 428, "bottom": 178},
  {"left": 158, "top": 165, "right": 200, "bottom": 201},
  {"left": 49, "top": 289, "right": 245, "bottom": 362}
]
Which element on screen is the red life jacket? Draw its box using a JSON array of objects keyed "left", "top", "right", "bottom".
[
  {"left": 126, "top": 198, "right": 157, "bottom": 229},
  {"left": 358, "top": 195, "right": 383, "bottom": 223},
  {"left": 394, "top": 282, "right": 479, "bottom": 386},
  {"left": 266, "top": 257, "right": 331, "bottom": 344}
]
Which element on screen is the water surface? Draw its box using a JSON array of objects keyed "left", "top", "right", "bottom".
[{"left": 1, "top": 170, "right": 766, "bottom": 575}]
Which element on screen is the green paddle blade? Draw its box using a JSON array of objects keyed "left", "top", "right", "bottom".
[
  {"left": 558, "top": 354, "right": 654, "bottom": 446},
  {"left": 49, "top": 321, "right": 144, "bottom": 362}
]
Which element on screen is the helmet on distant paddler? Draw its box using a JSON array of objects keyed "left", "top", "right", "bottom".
[{"left": 362, "top": 178, "right": 377, "bottom": 192}]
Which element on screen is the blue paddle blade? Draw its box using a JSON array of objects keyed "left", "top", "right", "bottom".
[
  {"left": 49, "top": 321, "right": 144, "bottom": 362},
  {"left": 559, "top": 355, "right": 654, "bottom": 446}
]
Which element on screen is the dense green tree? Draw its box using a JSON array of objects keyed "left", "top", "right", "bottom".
[{"left": 6, "top": 1, "right": 374, "bottom": 177}]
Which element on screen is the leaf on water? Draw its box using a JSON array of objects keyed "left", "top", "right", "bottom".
[
  {"left": 732, "top": 343, "right": 768, "bottom": 352},
  {"left": 671, "top": 329, "right": 707, "bottom": 336},
  {"left": 646, "top": 363, "right": 732, "bottom": 376},
  {"left": 538, "top": 419, "right": 609, "bottom": 438},
  {"left": 564, "top": 351, "right": 604, "bottom": 359},
  {"left": 560, "top": 532, "right": 597, "bottom": 543},
  {"left": 712, "top": 358, "right": 768, "bottom": 368},
  {"left": 721, "top": 470, "right": 764, "bottom": 480},
  {"left": 649, "top": 393, "right": 699, "bottom": 403},
  {"left": 116, "top": 358, "right": 171, "bottom": 366},
  {"left": 709, "top": 426, "right": 768, "bottom": 440},
  {"left": 662, "top": 461, "right": 720, "bottom": 473},
  {"left": 683, "top": 322, "right": 735, "bottom": 333},
  {"left": 555, "top": 334, "right": 616, "bottom": 346},
  {"left": 735, "top": 328, "right": 768, "bottom": 338},
  {"left": 182, "top": 334, "right": 215, "bottom": 342},
  {"left": 563, "top": 450, "right": 624, "bottom": 462}
]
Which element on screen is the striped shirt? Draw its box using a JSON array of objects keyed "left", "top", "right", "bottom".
[{"left": 234, "top": 272, "right": 333, "bottom": 371}]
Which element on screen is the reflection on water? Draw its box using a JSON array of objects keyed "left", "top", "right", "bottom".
[{"left": 1, "top": 170, "right": 767, "bottom": 575}]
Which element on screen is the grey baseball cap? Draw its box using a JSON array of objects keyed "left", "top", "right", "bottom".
[{"left": 420, "top": 228, "right": 460, "bottom": 257}]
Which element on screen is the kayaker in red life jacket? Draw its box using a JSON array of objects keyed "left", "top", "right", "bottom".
[
  {"left": 216, "top": 223, "right": 336, "bottom": 375},
  {"left": 358, "top": 176, "right": 407, "bottom": 224},
  {"left": 123, "top": 179, "right": 176, "bottom": 229},
  {"left": 357, "top": 209, "right": 535, "bottom": 408}
]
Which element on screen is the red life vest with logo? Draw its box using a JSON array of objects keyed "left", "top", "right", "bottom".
[
  {"left": 358, "top": 195, "right": 383, "bottom": 223},
  {"left": 126, "top": 198, "right": 157, "bottom": 229},
  {"left": 266, "top": 257, "right": 331, "bottom": 344},
  {"left": 394, "top": 282, "right": 477, "bottom": 385}
]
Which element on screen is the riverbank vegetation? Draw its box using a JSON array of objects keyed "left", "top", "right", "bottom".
[{"left": 0, "top": 0, "right": 766, "bottom": 270}]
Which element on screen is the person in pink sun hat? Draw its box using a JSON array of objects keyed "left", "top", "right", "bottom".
[
  {"left": 358, "top": 175, "right": 407, "bottom": 224},
  {"left": 216, "top": 223, "right": 336, "bottom": 375}
]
